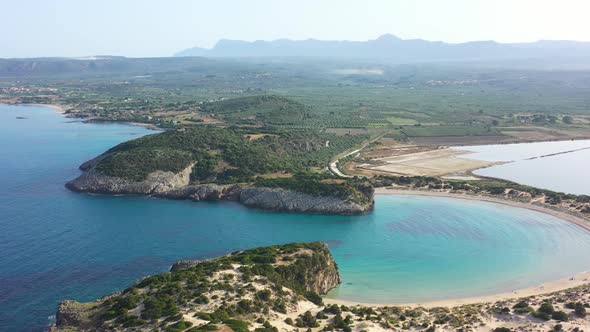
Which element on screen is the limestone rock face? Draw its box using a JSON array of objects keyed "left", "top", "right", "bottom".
[
  {"left": 157, "top": 183, "right": 242, "bottom": 201},
  {"left": 54, "top": 300, "right": 96, "bottom": 329},
  {"left": 66, "top": 159, "right": 374, "bottom": 215},
  {"left": 239, "top": 187, "right": 373, "bottom": 215},
  {"left": 303, "top": 243, "right": 341, "bottom": 294},
  {"left": 66, "top": 163, "right": 194, "bottom": 195}
]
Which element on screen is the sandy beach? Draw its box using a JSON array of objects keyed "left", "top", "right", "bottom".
[
  {"left": 325, "top": 271, "right": 590, "bottom": 308},
  {"left": 30, "top": 103, "right": 66, "bottom": 114},
  {"left": 321, "top": 188, "right": 590, "bottom": 308},
  {"left": 375, "top": 187, "right": 590, "bottom": 232}
]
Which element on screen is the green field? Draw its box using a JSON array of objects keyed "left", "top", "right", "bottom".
[{"left": 1, "top": 56, "right": 589, "bottom": 162}]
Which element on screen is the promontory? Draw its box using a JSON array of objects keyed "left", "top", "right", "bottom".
[{"left": 66, "top": 126, "right": 374, "bottom": 215}]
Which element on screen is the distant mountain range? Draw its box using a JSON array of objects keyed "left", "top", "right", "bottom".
[{"left": 175, "top": 34, "right": 590, "bottom": 62}]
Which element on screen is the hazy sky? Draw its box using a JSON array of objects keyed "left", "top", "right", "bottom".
[{"left": 3, "top": 0, "right": 590, "bottom": 58}]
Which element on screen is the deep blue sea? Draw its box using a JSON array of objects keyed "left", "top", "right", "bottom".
[{"left": 3, "top": 104, "right": 590, "bottom": 331}]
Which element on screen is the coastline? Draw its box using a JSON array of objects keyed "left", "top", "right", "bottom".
[
  {"left": 0, "top": 102, "right": 67, "bottom": 114},
  {"left": 325, "top": 271, "right": 590, "bottom": 308},
  {"left": 32, "top": 103, "right": 66, "bottom": 114},
  {"left": 375, "top": 187, "right": 590, "bottom": 233},
  {"left": 6, "top": 101, "right": 590, "bottom": 314},
  {"left": 321, "top": 187, "right": 590, "bottom": 309},
  {"left": 2, "top": 102, "right": 164, "bottom": 131}
]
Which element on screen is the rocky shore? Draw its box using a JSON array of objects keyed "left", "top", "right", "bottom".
[{"left": 65, "top": 157, "right": 374, "bottom": 215}]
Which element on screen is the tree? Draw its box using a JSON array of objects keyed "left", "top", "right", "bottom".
[{"left": 562, "top": 115, "right": 574, "bottom": 124}]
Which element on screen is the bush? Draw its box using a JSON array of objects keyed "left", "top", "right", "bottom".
[
  {"left": 255, "top": 290, "right": 272, "bottom": 301},
  {"left": 305, "top": 291, "right": 324, "bottom": 306},
  {"left": 575, "top": 302, "right": 587, "bottom": 317},
  {"left": 513, "top": 306, "right": 534, "bottom": 314},
  {"left": 513, "top": 300, "right": 529, "bottom": 309},
  {"left": 493, "top": 328, "right": 511, "bottom": 332},
  {"left": 552, "top": 311, "right": 568, "bottom": 322},
  {"left": 316, "top": 311, "right": 328, "bottom": 319},
  {"left": 296, "top": 311, "right": 319, "bottom": 328},
  {"left": 224, "top": 319, "right": 249, "bottom": 332},
  {"left": 324, "top": 304, "right": 342, "bottom": 315},
  {"left": 532, "top": 311, "right": 551, "bottom": 321},
  {"left": 166, "top": 320, "right": 193, "bottom": 332},
  {"left": 539, "top": 302, "right": 555, "bottom": 315}
]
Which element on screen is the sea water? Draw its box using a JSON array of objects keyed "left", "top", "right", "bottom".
[{"left": 2, "top": 104, "right": 590, "bottom": 331}]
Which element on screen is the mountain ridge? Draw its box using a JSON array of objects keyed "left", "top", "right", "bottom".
[{"left": 175, "top": 34, "right": 590, "bottom": 62}]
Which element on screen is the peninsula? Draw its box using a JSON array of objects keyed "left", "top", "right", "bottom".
[
  {"left": 66, "top": 126, "right": 375, "bottom": 215},
  {"left": 52, "top": 242, "right": 590, "bottom": 332}
]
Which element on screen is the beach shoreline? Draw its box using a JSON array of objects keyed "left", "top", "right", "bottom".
[
  {"left": 325, "top": 271, "right": 590, "bottom": 308},
  {"left": 0, "top": 102, "right": 67, "bottom": 114},
  {"left": 7, "top": 101, "right": 590, "bottom": 312},
  {"left": 321, "top": 188, "right": 590, "bottom": 308},
  {"left": 375, "top": 187, "right": 590, "bottom": 232},
  {"left": 34, "top": 103, "right": 66, "bottom": 114},
  {"left": 2, "top": 102, "right": 164, "bottom": 131}
]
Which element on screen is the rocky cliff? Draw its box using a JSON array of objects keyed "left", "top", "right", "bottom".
[
  {"left": 52, "top": 242, "right": 341, "bottom": 331},
  {"left": 66, "top": 162, "right": 195, "bottom": 195},
  {"left": 239, "top": 187, "right": 373, "bottom": 215},
  {"left": 66, "top": 162, "right": 374, "bottom": 215}
]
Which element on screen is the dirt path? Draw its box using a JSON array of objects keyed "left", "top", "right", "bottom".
[{"left": 329, "top": 133, "right": 390, "bottom": 177}]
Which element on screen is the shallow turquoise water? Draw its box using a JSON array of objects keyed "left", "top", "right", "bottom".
[{"left": 2, "top": 104, "right": 590, "bottom": 331}]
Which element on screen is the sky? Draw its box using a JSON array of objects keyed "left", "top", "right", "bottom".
[{"left": 2, "top": 0, "right": 590, "bottom": 58}]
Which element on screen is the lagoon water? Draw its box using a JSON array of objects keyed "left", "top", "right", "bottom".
[
  {"left": 3, "top": 104, "right": 590, "bottom": 331},
  {"left": 458, "top": 140, "right": 590, "bottom": 195}
]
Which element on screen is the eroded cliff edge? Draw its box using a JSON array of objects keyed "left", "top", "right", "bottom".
[
  {"left": 52, "top": 242, "right": 341, "bottom": 332},
  {"left": 65, "top": 126, "right": 375, "bottom": 215},
  {"left": 66, "top": 156, "right": 374, "bottom": 215}
]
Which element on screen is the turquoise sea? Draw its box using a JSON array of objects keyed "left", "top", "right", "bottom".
[{"left": 2, "top": 104, "right": 590, "bottom": 331}]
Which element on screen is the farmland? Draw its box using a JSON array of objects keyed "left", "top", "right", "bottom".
[{"left": 1, "top": 56, "right": 590, "bottom": 182}]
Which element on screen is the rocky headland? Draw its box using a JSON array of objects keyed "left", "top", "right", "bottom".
[
  {"left": 66, "top": 153, "right": 374, "bottom": 215},
  {"left": 51, "top": 242, "right": 341, "bottom": 331},
  {"left": 51, "top": 242, "right": 590, "bottom": 332}
]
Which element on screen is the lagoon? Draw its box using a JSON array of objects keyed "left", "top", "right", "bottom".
[
  {"left": 458, "top": 140, "right": 590, "bottom": 195},
  {"left": 2, "top": 104, "right": 590, "bottom": 331}
]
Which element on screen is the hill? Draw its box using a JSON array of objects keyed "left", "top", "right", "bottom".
[
  {"left": 52, "top": 242, "right": 341, "bottom": 331},
  {"left": 65, "top": 126, "right": 375, "bottom": 215},
  {"left": 200, "top": 95, "right": 307, "bottom": 125}
]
